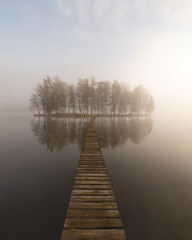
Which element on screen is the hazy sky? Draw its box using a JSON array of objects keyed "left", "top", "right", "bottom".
[{"left": 1, "top": 0, "right": 192, "bottom": 115}]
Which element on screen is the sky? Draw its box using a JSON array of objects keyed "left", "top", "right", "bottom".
[{"left": 0, "top": 0, "right": 192, "bottom": 116}]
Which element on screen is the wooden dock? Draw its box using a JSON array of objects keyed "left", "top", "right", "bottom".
[{"left": 60, "top": 117, "right": 126, "bottom": 240}]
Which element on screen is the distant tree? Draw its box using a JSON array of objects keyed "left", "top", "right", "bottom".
[
  {"left": 52, "top": 77, "right": 62, "bottom": 113},
  {"left": 43, "top": 77, "right": 53, "bottom": 114},
  {"left": 130, "top": 85, "right": 147, "bottom": 114},
  {"left": 96, "top": 81, "right": 111, "bottom": 114},
  {"left": 68, "top": 84, "right": 76, "bottom": 113},
  {"left": 60, "top": 82, "right": 68, "bottom": 113},
  {"left": 76, "top": 78, "right": 90, "bottom": 114},
  {"left": 29, "top": 93, "right": 41, "bottom": 114},
  {"left": 146, "top": 96, "right": 154, "bottom": 114},
  {"left": 76, "top": 79, "right": 83, "bottom": 113},
  {"left": 111, "top": 80, "right": 121, "bottom": 114},
  {"left": 89, "top": 76, "right": 96, "bottom": 114}
]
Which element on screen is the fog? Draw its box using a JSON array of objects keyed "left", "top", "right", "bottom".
[
  {"left": 2, "top": 2, "right": 192, "bottom": 239},
  {"left": 1, "top": 0, "right": 192, "bottom": 120}
]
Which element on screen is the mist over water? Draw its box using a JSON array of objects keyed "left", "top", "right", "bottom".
[
  {"left": 0, "top": 114, "right": 80, "bottom": 240},
  {"left": 100, "top": 113, "right": 192, "bottom": 240},
  {"left": 1, "top": 112, "right": 192, "bottom": 239},
  {"left": 30, "top": 116, "right": 152, "bottom": 151}
]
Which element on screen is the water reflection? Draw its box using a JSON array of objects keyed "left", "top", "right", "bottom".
[
  {"left": 95, "top": 117, "right": 153, "bottom": 148},
  {"left": 30, "top": 117, "right": 89, "bottom": 152},
  {"left": 30, "top": 117, "right": 153, "bottom": 152}
]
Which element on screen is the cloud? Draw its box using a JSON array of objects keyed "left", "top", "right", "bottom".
[
  {"left": 133, "top": 0, "right": 192, "bottom": 23},
  {"left": 75, "top": 0, "right": 90, "bottom": 25},
  {"left": 54, "top": 0, "right": 192, "bottom": 25},
  {"left": 164, "top": 0, "right": 192, "bottom": 23},
  {"left": 93, "top": 0, "right": 111, "bottom": 25},
  {"left": 55, "top": 0, "right": 73, "bottom": 17},
  {"left": 54, "top": 0, "right": 131, "bottom": 28},
  {"left": 55, "top": 0, "right": 91, "bottom": 24},
  {"left": 99, "top": 0, "right": 130, "bottom": 33},
  {"left": 75, "top": 27, "right": 95, "bottom": 42},
  {"left": 54, "top": 0, "right": 192, "bottom": 41}
]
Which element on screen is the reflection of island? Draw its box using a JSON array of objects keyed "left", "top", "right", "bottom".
[
  {"left": 30, "top": 118, "right": 89, "bottom": 152},
  {"left": 95, "top": 117, "right": 153, "bottom": 148},
  {"left": 30, "top": 117, "right": 153, "bottom": 152}
]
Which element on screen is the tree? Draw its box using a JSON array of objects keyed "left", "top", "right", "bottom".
[
  {"left": 29, "top": 93, "right": 41, "bottom": 114},
  {"left": 130, "top": 85, "right": 147, "bottom": 114},
  {"left": 96, "top": 81, "right": 111, "bottom": 114},
  {"left": 68, "top": 84, "right": 76, "bottom": 113},
  {"left": 89, "top": 76, "right": 96, "bottom": 114},
  {"left": 111, "top": 80, "right": 121, "bottom": 114},
  {"left": 146, "top": 96, "right": 154, "bottom": 114}
]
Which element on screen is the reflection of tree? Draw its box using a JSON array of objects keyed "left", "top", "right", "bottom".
[
  {"left": 30, "top": 117, "right": 152, "bottom": 152},
  {"left": 95, "top": 117, "right": 153, "bottom": 148},
  {"left": 30, "top": 118, "right": 89, "bottom": 152}
]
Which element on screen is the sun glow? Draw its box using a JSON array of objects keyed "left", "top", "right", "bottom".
[{"left": 123, "top": 32, "right": 192, "bottom": 117}]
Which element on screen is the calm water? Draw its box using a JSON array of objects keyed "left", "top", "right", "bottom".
[{"left": 1, "top": 113, "right": 192, "bottom": 240}]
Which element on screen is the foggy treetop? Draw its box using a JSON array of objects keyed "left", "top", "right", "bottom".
[{"left": 29, "top": 76, "right": 154, "bottom": 115}]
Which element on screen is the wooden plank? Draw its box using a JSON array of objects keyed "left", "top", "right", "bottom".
[
  {"left": 70, "top": 195, "right": 116, "bottom": 202},
  {"left": 80, "top": 156, "right": 103, "bottom": 158},
  {"left": 80, "top": 154, "right": 102, "bottom": 156},
  {"left": 78, "top": 165, "right": 106, "bottom": 168},
  {"left": 66, "top": 209, "right": 120, "bottom": 218},
  {"left": 78, "top": 160, "right": 104, "bottom": 162},
  {"left": 76, "top": 173, "right": 109, "bottom": 177},
  {"left": 77, "top": 168, "right": 107, "bottom": 171},
  {"left": 61, "top": 229, "right": 126, "bottom": 240},
  {"left": 76, "top": 170, "right": 107, "bottom": 173},
  {"left": 79, "top": 160, "right": 104, "bottom": 162},
  {"left": 64, "top": 218, "right": 123, "bottom": 229},
  {"left": 68, "top": 202, "right": 118, "bottom": 209},
  {"left": 78, "top": 164, "right": 105, "bottom": 167},
  {"left": 72, "top": 185, "right": 112, "bottom": 190},
  {"left": 75, "top": 177, "right": 110, "bottom": 181},
  {"left": 71, "top": 189, "right": 114, "bottom": 195},
  {"left": 78, "top": 161, "right": 105, "bottom": 164},
  {"left": 74, "top": 180, "right": 111, "bottom": 185}
]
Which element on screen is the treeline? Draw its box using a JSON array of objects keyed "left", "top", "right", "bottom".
[{"left": 29, "top": 76, "right": 154, "bottom": 115}]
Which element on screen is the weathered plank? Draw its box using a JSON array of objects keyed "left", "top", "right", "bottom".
[
  {"left": 64, "top": 218, "right": 123, "bottom": 229},
  {"left": 78, "top": 165, "right": 106, "bottom": 168},
  {"left": 75, "top": 177, "right": 110, "bottom": 181},
  {"left": 70, "top": 195, "right": 116, "bottom": 202},
  {"left": 66, "top": 209, "right": 121, "bottom": 218},
  {"left": 72, "top": 185, "right": 112, "bottom": 190},
  {"left": 71, "top": 189, "right": 114, "bottom": 195},
  {"left": 68, "top": 202, "right": 118, "bottom": 209},
  {"left": 76, "top": 170, "right": 107, "bottom": 173},
  {"left": 76, "top": 173, "right": 109, "bottom": 177},
  {"left": 74, "top": 180, "right": 111, "bottom": 185},
  {"left": 61, "top": 229, "right": 126, "bottom": 240}
]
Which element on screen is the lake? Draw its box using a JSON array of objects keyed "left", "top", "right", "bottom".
[{"left": 1, "top": 113, "right": 192, "bottom": 240}]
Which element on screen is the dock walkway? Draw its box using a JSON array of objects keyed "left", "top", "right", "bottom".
[{"left": 60, "top": 117, "right": 126, "bottom": 239}]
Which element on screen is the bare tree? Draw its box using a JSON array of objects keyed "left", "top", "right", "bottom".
[
  {"left": 29, "top": 93, "right": 41, "bottom": 114},
  {"left": 68, "top": 84, "right": 76, "bottom": 113}
]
